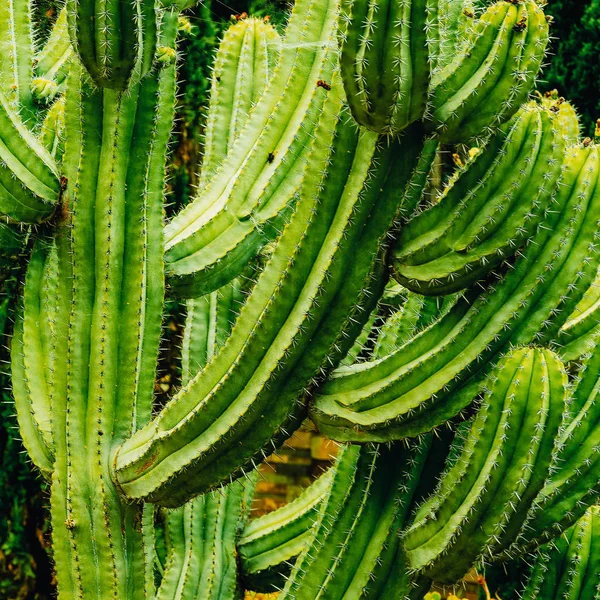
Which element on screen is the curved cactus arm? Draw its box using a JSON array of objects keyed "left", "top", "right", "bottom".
[
  {"left": 38, "top": 95, "right": 66, "bottom": 162},
  {"left": 32, "top": 8, "right": 73, "bottom": 103},
  {"left": 372, "top": 292, "right": 451, "bottom": 360},
  {"left": 280, "top": 441, "right": 438, "bottom": 600},
  {"left": 0, "top": 0, "right": 35, "bottom": 120},
  {"left": 199, "top": 16, "right": 282, "bottom": 189},
  {"left": 115, "top": 78, "right": 425, "bottom": 506},
  {"left": 163, "top": 0, "right": 339, "bottom": 298},
  {"left": 311, "top": 143, "right": 600, "bottom": 442},
  {"left": 515, "top": 339, "right": 600, "bottom": 552},
  {"left": 0, "top": 89, "right": 60, "bottom": 223},
  {"left": 66, "top": 0, "right": 157, "bottom": 90},
  {"left": 557, "top": 266, "right": 600, "bottom": 362},
  {"left": 339, "top": 0, "right": 437, "bottom": 135},
  {"left": 11, "top": 242, "right": 56, "bottom": 475},
  {"left": 393, "top": 103, "right": 566, "bottom": 296},
  {"left": 427, "top": 0, "right": 549, "bottom": 143},
  {"left": 403, "top": 347, "right": 567, "bottom": 583},
  {"left": 519, "top": 507, "right": 600, "bottom": 600},
  {"left": 239, "top": 467, "right": 334, "bottom": 592}
]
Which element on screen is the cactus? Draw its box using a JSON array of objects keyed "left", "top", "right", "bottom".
[
  {"left": 519, "top": 505, "right": 600, "bottom": 600},
  {"left": 6, "top": 0, "right": 600, "bottom": 597},
  {"left": 403, "top": 347, "right": 567, "bottom": 582}
]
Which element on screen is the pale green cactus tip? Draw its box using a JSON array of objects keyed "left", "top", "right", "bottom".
[
  {"left": 31, "top": 77, "right": 59, "bottom": 101},
  {"left": 5, "top": 0, "right": 600, "bottom": 598}
]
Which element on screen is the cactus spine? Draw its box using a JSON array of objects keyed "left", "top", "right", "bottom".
[{"left": 6, "top": 0, "right": 600, "bottom": 597}]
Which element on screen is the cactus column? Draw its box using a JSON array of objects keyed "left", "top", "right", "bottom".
[{"left": 11, "top": 5, "right": 179, "bottom": 597}]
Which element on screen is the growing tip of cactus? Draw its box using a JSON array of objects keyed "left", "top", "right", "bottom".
[
  {"left": 31, "top": 78, "right": 58, "bottom": 101},
  {"left": 157, "top": 46, "right": 177, "bottom": 64},
  {"left": 178, "top": 16, "right": 194, "bottom": 36}
]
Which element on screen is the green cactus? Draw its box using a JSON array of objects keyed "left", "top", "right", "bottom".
[
  {"left": 6, "top": 0, "right": 600, "bottom": 597},
  {"left": 520, "top": 505, "right": 600, "bottom": 600},
  {"left": 239, "top": 467, "right": 334, "bottom": 592},
  {"left": 403, "top": 347, "right": 567, "bottom": 582}
]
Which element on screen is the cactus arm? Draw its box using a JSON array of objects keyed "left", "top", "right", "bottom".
[
  {"left": 403, "top": 348, "right": 566, "bottom": 583},
  {"left": 11, "top": 307, "right": 54, "bottom": 475},
  {"left": 0, "top": 90, "right": 60, "bottom": 222},
  {"left": 117, "top": 6, "right": 177, "bottom": 431},
  {"left": 66, "top": 0, "right": 154, "bottom": 90},
  {"left": 0, "top": 0, "right": 35, "bottom": 119},
  {"left": 428, "top": 1, "right": 549, "bottom": 143},
  {"left": 516, "top": 342, "right": 600, "bottom": 550},
  {"left": 281, "top": 441, "right": 432, "bottom": 600},
  {"left": 239, "top": 468, "right": 333, "bottom": 590},
  {"left": 199, "top": 17, "right": 281, "bottom": 188},
  {"left": 471, "top": 2, "right": 549, "bottom": 139},
  {"left": 32, "top": 8, "right": 73, "bottom": 102},
  {"left": 339, "top": 0, "right": 436, "bottom": 135},
  {"left": 115, "top": 82, "right": 365, "bottom": 503},
  {"left": 12, "top": 243, "right": 55, "bottom": 465},
  {"left": 41, "top": 8, "right": 177, "bottom": 593},
  {"left": 163, "top": 0, "right": 339, "bottom": 296},
  {"left": 39, "top": 96, "right": 66, "bottom": 161},
  {"left": 393, "top": 105, "right": 565, "bottom": 295},
  {"left": 557, "top": 267, "right": 600, "bottom": 362}
]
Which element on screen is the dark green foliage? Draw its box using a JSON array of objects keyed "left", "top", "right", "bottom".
[{"left": 542, "top": 0, "right": 600, "bottom": 136}]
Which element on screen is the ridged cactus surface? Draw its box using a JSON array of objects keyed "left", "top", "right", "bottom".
[{"left": 5, "top": 0, "right": 600, "bottom": 598}]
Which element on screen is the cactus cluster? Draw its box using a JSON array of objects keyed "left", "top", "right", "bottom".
[{"left": 4, "top": 0, "right": 600, "bottom": 598}]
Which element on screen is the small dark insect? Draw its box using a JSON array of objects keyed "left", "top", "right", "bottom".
[
  {"left": 317, "top": 80, "right": 332, "bottom": 91},
  {"left": 267, "top": 152, "right": 276, "bottom": 163},
  {"left": 514, "top": 16, "right": 527, "bottom": 32},
  {"left": 60, "top": 175, "right": 68, "bottom": 190}
]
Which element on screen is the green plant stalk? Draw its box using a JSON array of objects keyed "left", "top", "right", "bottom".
[
  {"left": 280, "top": 440, "right": 440, "bottom": 600},
  {"left": 11, "top": 7, "right": 179, "bottom": 596},
  {"left": 239, "top": 467, "right": 334, "bottom": 592},
  {"left": 520, "top": 506, "right": 600, "bottom": 600},
  {"left": 114, "top": 70, "right": 425, "bottom": 505},
  {"left": 311, "top": 144, "right": 600, "bottom": 442},
  {"left": 0, "top": 0, "right": 35, "bottom": 120},
  {"left": 403, "top": 347, "right": 567, "bottom": 583}
]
